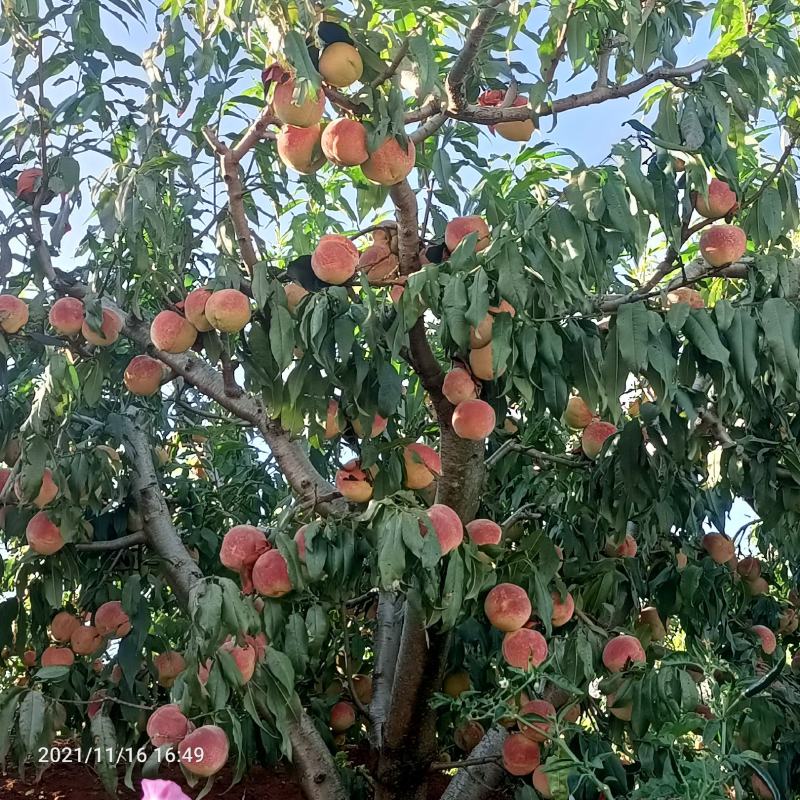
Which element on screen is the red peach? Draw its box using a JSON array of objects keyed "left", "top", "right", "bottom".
[
  {"left": 485, "top": 584, "right": 532, "bottom": 631},
  {"left": 23, "top": 650, "right": 37, "bottom": 667},
  {"left": 48, "top": 297, "right": 85, "bottom": 336},
  {"left": 362, "top": 137, "right": 416, "bottom": 186},
  {"left": 94, "top": 600, "right": 131, "bottom": 638},
  {"left": 272, "top": 75, "right": 325, "bottom": 128},
  {"left": 445, "top": 216, "right": 491, "bottom": 254},
  {"left": 82, "top": 308, "right": 122, "bottom": 346},
  {"left": 469, "top": 342, "right": 505, "bottom": 381},
  {"left": 311, "top": 234, "right": 359, "bottom": 285},
  {"left": 41, "top": 646, "right": 74, "bottom": 668},
  {"left": 220, "top": 639, "right": 257, "bottom": 684},
  {"left": 502, "top": 629, "right": 548, "bottom": 670},
  {"left": 154, "top": 651, "right": 186, "bottom": 688},
  {"left": 50, "top": 611, "right": 81, "bottom": 643},
  {"left": 321, "top": 118, "right": 369, "bottom": 166},
  {"left": 277, "top": 124, "right": 326, "bottom": 174},
  {"left": 443, "top": 671, "right": 471, "bottom": 698},
  {"left": 466, "top": 518, "right": 502, "bottom": 546},
  {"left": 564, "top": 396, "right": 593, "bottom": 429},
  {"left": 335, "top": 459, "right": 373, "bottom": 503},
  {"left": 750, "top": 774, "right": 774, "bottom": 800},
  {"left": 324, "top": 399, "right": 343, "bottom": 439},
  {"left": 359, "top": 243, "right": 399, "bottom": 284},
  {"left": 602, "top": 634, "right": 646, "bottom": 672},
  {"left": 737, "top": 556, "right": 761, "bottom": 580},
  {"left": 581, "top": 420, "right": 617, "bottom": 458},
  {"left": 423, "top": 504, "right": 464, "bottom": 555},
  {"left": 179, "top": 725, "right": 229, "bottom": 777},
  {"left": 502, "top": 733, "right": 541, "bottom": 775},
  {"left": 637, "top": 607, "right": 666, "bottom": 641},
  {"left": 607, "top": 691, "right": 632, "bottom": 721},
  {"left": 699, "top": 225, "right": 747, "bottom": 267},
  {"left": 16, "top": 167, "right": 44, "bottom": 203},
  {"left": 184, "top": 288, "right": 213, "bottom": 332},
  {"left": 668, "top": 287, "right": 704, "bottom": 309},
  {"left": 549, "top": 592, "right": 575, "bottom": 627},
  {"left": 745, "top": 576, "right": 770, "bottom": 596},
  {"left": 70, "top": 625, "right": 103, "bottom": 656},
  {"left": 146, "top": 703, "right": 193, "bottom": 748},
  {"left": 220, "top": 525, "right": 269, "bottom": 573},
  {"left": 605, "top": 533, "right": 637, "bottom": 558},
  {"left": 702, "top": 533, "right": 735, "bottom": 564},
  {"left": 519, "top": 698, "right": 556, "bottom": 742},
  {"left": 454, "top": 720, "right": 485, "bottom": 752},
  {"left": 452, "top": 398, "right": 496, "bottom": 440},
  {"left": 0, "top": 295, "right": 29, "bottom": 334},
  {"left": 26, "top": 512, "right": 64, "bottom": 555},
  {"left": 15, "top": 468, "right": 58, "bottom": 508},
  {"left": 532, "top": 765, "right": 553, "bottom": 798},
  {"left": 252, "top": 549, "right": 292, "bottom": 597},
  {"left": 352, "top": 414, "right": 388, "bottom": 438},
  {"left": 694, "top": 178, "right": 737, "bottom": 219},
  {"left": 330, "top": 700, "right": 356, "bottom": 732},
  {"left": 351, "top": 674, "right": 373, "bottom": 705},
  {"left": 150, "top": 310, "right": 197, "bottom": 353},
  {"left": 124, "top": 355, "right": 164, "bottom": 396},
  {"left": 751, "top": 625, "right": 776, "bottom": 655},
  {"left": 442, "top": 368, "right": 478, "bottom": 405},
  {"left": 285, "top": 282, "right": 309, "bottom": 314},
  {"left": 403, "top": 443, "right": 442, "bottom": 490}
]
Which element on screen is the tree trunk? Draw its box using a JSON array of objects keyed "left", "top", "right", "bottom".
[{"left": 439, "top": 726, "right": 508, "bottom": 800}]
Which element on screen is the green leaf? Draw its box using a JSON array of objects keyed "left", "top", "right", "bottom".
[
  {"left": 616, "top": 302, "right": 650, "bottom": 371},
  {"left": 682, "top": 312, "right": 729, "bottom": 365},
  {"left": 761, "top": 298, "right": 800, "bottom": 386},
  {"left": 18, "top": 690, "right": 46, "bottom": 755}
]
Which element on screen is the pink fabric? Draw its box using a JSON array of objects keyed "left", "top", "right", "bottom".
[{"left": 141, "top": 779, "right": 191, "bottom": 800}]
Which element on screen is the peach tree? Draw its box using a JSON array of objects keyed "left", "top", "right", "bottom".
[{"left": 0, "top": 1, "right": 800, "bottom": 799}]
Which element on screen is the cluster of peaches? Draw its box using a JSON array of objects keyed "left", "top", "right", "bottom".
[{"left": 693, "top": 178, "right": 748, "bottom": 267}]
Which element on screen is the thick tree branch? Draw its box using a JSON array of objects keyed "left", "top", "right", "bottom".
[
  {"left": 439, "top": 726, "right": 508, "bottom": 800},
  {"left": 370, "top": 591, "right": 404, "bottom": 748},
  {"left": 75, "top": 531, "right": 146, "bottom": 552},
  {"left": 290, "top": 708, "right": 348, "bottom": 800}
]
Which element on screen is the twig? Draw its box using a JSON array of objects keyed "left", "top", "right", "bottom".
[
  {"left": 340, "top": 605, "right": 371, "bottom": 719},
  {"left": 501, "top": 503, "right": 541, "bottom": 531},
  {"left": 541, "top": 1, "right": 578, "bottom": 87},
  {"left": 575, "top": 609, "right": 608, "bottom": 637},
  {"left": 485, "top": 440, "right": 587, "bottom": 469},
  {"left": 741, "top": 137, "right": 797, "bottom": 210},
  {"left": 430, "top": 755, "right": 501, "bottom": 772},
  {"left": 371, "top": 38, "right": 412, "bottom": 87}
]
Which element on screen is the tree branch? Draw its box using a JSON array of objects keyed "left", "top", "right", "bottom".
[
  {"left": 438, "top": 726, "right": 508, "bottom": 800},
  {"left": 75, "top": 531, "right": 146, "bottom": 552},
  {"left": 370, "top": 591, "right": 404, "bottom": 748},
  {"left": 541, "top": 1, "right": 578, "bottom": 87},
  {"left": 371, "top": 38, "right": 412, "bottom": 87}
]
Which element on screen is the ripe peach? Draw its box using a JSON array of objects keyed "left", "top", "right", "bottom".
[
  {"left": 154, "top": 651, "right": 186, "bottom": 688},
  {"left": 221, "top": 525, "right": 269, "bottom": 573},
  {"left": 23, "top": 650, "right": 37, "bottom": 667},
  {"left": 244, "top": 632, "right": 268, "bottom": 662},
  {"left": 485, "top": 583, "right": 532, "bottom": 631},
  {"left": 318, "top": 42, "right": 363, "bottom": 88},
  {"left": 737, "top": 556, "right": 761, "bottom": 580},
  {"left": 502, "top": 732, "right": 541, "bottom": 775},
  {"left": 179, "top": 725, "right": 229, "bottom": 777},
  {"left": 423, "top": 504, "right": 464, "bottom": 555},
  {"left": 51, "top": 611, "right": 81, "bottom": 643},
  {"left": 469, "top": 314, "right": 495, "bottom": 349},
  {"left": 321, "top": 118, "right": 369, "bottom": 166},
  {"left": 0, "top": 467, "right": 9, "bottom": 495},
  {"left": 252, "top": 549, "right": 292, "bottom": 597},
  {"left": 285, "top": 282, "right": 309, "bottom": 314},
  {"left": 605, "top": 533, "right": 637, "bottom": 558},
  {"left": 359, "top": 243, "right": 399, "bottom": 284},
  {"left": 335, "top": 459, "right": 373, "bottom": 503},
  {"left": 779, "top": 608, "right": 798, "bottom": 635},
  {"left": 202, "top": 289, "right": 251, "bottom": 333},
  {"left": 638, "top": 607, "right": 666, "bottom": 641},
  {"left": 70, "top": 625, "right": 103, "bottom": 656},
  {"left": 361, "top": 136, "right": 416, "bottom": 186},
  {"left": 324, "top": 399, "right": 343, "bottom": 439},
  {"left": 48, "top": 297, "right": 85, "bottom": 336},
  {"left": 702, "top": 533, "right": 735, "bottom": 564},
  {"left": 532, "top": 765, "right": 553, "bottom": 798},
  {"left": 745, "top": 576, "right": 770, "bottom": 596},
  {"left": 402, "top": 443, "right": 442, "bottom": 490},
  {"left": 26, "top": 512, "right": 64, "bottom": 555},
  {"left": 466, "top": 518, "right": 502, "bottom": 546},
  {"left": 750, "top": 774, "right": 774, "bottom": 800},
  {"left": 41, "top": 646, "right": 74, "bottom": 668},
  {"left": 94, "top": 600, "right": 131, "bottom": 638},
  {"left": 443, "top": 671, "right": 471, "bottom": 698},
  {"left": 454, "top": 720, "right": 485, "bottom": 752},
  {"left": 667, "top": 287, "right": 704, "bottom": 309},
  {"left": 452, "top": 398, "right": 496, "bottom": 440},
  {"left": 520, "top": 699, "right": 556, "bottom": 743},
  {"left": 330, "top": 700, "right": 356, "bottom": 732},
  {"left": 694, "top": 178, "right": 737, "bottom": 219},
  {"left": 277, "top": 124, "right": 326, "bottom": 174},
  {"left": 311, "top": 234, "right": 359, "bottom": 285},
  {"left": 150, "top": 310, "right": 196, "bottom": 353},
  {"left": 352, "top": 414, "right": 388, "bottom": 438},
  {"left": 602, "top": 634, "right": 646, "bottom": 672},
  {"left": 495, "top": 113, "right": 536, "bottom": 143},
  {"left": 564, "top": 396, "right": 593, "bottom": 429},
  {"left": 351, "top": 674, "right": 373, "bottom": 705},
  {"left": 606, "top": 691, "right": 632, "bottom": 721},
  {"left": 183, "top": 288, "right": 213, "bottom": 332},
  {"left": 751, "top": 625, "right": 776, "bottom": 655},
  {"left": 502, "top": 629, "right": 548, "bottom": 670},
  {"left": 272, "top": 75, "right": 325, "bottom": 127},
  {"left": 0, "top": 295, "right": 29, "bottom": 334},
  {"left": 676, "top": 551, "right": 688, "bottom": 570},
  {"left": 146, "top": 704, "right": 192, "bottom": 748},
  {"left": 124, "top": 355, "right": 164, "bottom": 396},
  {"left": 469, "top": 342, "right": 505, "bottom": 381},
  {"left": 549, "top": 592, "right": 575, "bottom": 627},
  {"left": 581, "top": 420, "right": 617, "bottom": 458},
  {"left": 220, "top": 640, "right": 257, "bottom": 684},
  {"left": 699, "top": 225, "right": 747, "bottom": 267},
  {"left": 16, "top": 167, "right": 44, "bottom": 203},
  {"left": 445, "top": 216, "right": 491, "bottom": 254},
  {"left": 442, "top": 368, "right": 478, "bottom": 405},
  {"left": 15, "top": 468, "right": 58, "bottom": 508},
  {"left": 82, "top": 308, "right": 122, "bottom": 346}
]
